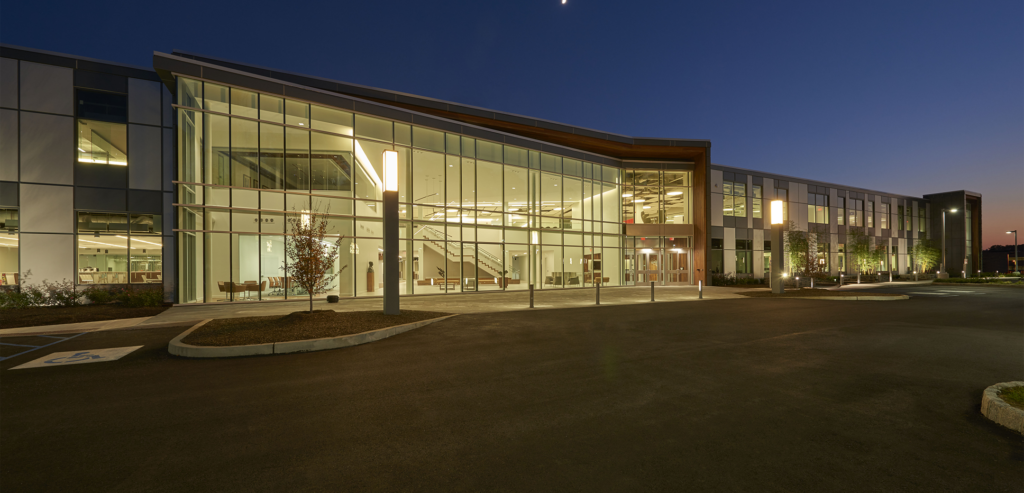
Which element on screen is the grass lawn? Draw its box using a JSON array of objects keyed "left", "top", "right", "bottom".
[
  {"left": 999, "top": 386, "right": 1024, "bottom": 411},
  {"left": 740, "top": 289, "right": 903, "bottom": 298},
  {"left": 0, "top": 305, "right": 169, "bottom": 330},
  {"left": 181, "top": 310, "right": 452, "bottom": 347}
]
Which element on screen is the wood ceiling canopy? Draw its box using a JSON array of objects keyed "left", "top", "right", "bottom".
[{"left": 360, "top": 97, "right": 707, "bottom": 162}]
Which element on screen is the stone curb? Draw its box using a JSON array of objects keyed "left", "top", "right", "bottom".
[
  {"left": 168, "top": 314, "right": 458, "bottom": 359},
  {"left": 981, "top": 381, "right": 1024, "bottom": 434}
]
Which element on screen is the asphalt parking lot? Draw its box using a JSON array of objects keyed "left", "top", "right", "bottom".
[{"left": 1, "top": 283, "right": 1021, "bottom": 492}]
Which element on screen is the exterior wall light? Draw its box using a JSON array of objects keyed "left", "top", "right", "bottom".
[
  {"left": 383, "top": 150, "right": 398, "bottom": 192},
  {"left": 771, "top": 200, "right": 784, "bottom": 225}
]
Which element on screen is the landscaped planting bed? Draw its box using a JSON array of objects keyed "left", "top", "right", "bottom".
[
  {"left": 0, "top": 305, "right": 169, "bottom": 329},
  {"left": 181, "top": 310, "right": 451, "bottom": 347},
  {"left": 999, "top": 386, "right": 1024, "bottom": 411}
]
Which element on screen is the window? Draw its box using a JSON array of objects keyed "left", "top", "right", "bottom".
[
  {"left": 77, "top": 89, "right": 127, "bottom": 123},
  {"left": 735, "top": 239, "right": 753, "bottom": 274},
  {"left": 808, "top": 193, "right": 829, "bottom": 224},
  {"left": 848, "top": 199, "right": 864, "bottom": 227},
  {"left": 837, "top": 197, "right": 845, "bottom": 225},
  {"left": 879, "top": 203, "right": 889, "bottom": 230},
  {"left": 837, "top": 243, "right": 845, "bottom": 272},
  {"left": 0, "top": 209, "right": 18, "bottom": 286},
  {"left": 897, "top": 205, "right": 905, "bottom": 231},
  {"left": 752, "top": 185, "right": 762, "bottom": 219},
  {"left": 723, "top": 180, "right": 746, "bottom": 217},
  {"left": 711, "top": 239, "right": 724, "bottom": 274},
  {"left": 866, "top": 202, "right": 874, "bottom": 228},
  {"left": 77, "top": 120, "right": 127, "bottom": 166},
  {"left": 77, "top": 212, "right": 163, "bottom": 284},
  {"left": 918, "top": 205, "right": 926, "bottom": 233}
]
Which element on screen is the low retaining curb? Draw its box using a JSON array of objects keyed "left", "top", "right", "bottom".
[
  {"left": 981, "top": 381, "right": 1024, "bottom": 434},
  {"left": 168, "top": 314, "right": 457, "bottom": 358},
  {"left": 752, "top": 295, "right": 910, "bottom": 301}
]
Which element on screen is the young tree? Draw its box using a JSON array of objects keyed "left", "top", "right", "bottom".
[
  {"left": 846, "top": 227, "right": 873, "bottom": 281},
  {"left": 284, "top": 206, "right": 347, "bottom": 313},
  {"left": 784, "top": 223, "right": 809, "bottom": 275},
  {"left": 911, "top": 239, "right": 940, "bottom": 273}
]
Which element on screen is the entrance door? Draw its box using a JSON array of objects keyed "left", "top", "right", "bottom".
[
  {"left": 636, "top": 249, "right": 660, "bottom": 283},
  {"left": 665, "top": 248, "right": 690, "bottom": 285}
]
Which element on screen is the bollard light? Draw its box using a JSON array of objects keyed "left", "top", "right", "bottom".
[{"left": 383, "top": 150, "right": 398, "bottom": 192}]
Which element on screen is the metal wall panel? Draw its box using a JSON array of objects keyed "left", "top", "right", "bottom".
[
  {"left": 19, "top": 61, "right": 72, "bottom": 115},
  {"left": 19, "top": 112, "right": 73, "bottom": 185}
]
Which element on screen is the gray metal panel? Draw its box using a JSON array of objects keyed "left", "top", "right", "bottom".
[
  {"left": 75, "top": 186, "right": 126, "bottom": 211},
  {"left": 162, "top": 128, "right": 173, "bottom": 192},
  {"left": 20, "top": 233, "right": 74, "bottom": 284},
  {"left": 352, "top": 100, "right": 411, "bottom": 123},
  {"left": 0, "top": 109, "right": 16, "bottom": 181},
  {"left": 203, "top": 66, "right": 284, "bottom": 96},
  {"left": 162, "top": 85, "right": 173, "bottom": 127},
  {"left": 128, "top": 124, "right": 161, "bottom": 190},
  {"left": 19, "top": 183, "right": 73, "bottom": 233},
  {"left": 74, "top": 70, "right": 127, "bottom": 93},
  {"left": 75, "top": 162, "right": 126, "bottom": 189},
  {"left": 20, "top": 61, "right": 73, "bottom": 115},
  {"left": 0, "top": 181, "right": 17, "bottom": 206},
  {"left": 128, "top": 189, "right": 162, "bottom": 212},
  {"left": 19, "top": 112, "right": 73, "bottom": 185},
  {"left": 128, "top": 78, "right": 162, "bottom": 126},
  {"left": 0, "top": 58, "right": 17, "bottom": 109}
]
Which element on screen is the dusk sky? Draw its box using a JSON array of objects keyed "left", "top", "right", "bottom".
[{"left": 3, "top": 0, "right": 1020, "bottom": 248}]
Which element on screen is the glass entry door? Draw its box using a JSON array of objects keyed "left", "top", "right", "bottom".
[
  {"left": 636, "top": 249, "right": 660, "bottom": 283},
  {"left": 665, "top": 248, "right": 690, "bottom": 285}
]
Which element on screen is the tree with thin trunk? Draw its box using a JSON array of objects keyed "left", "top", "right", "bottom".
[
  {"left": 847, "top": 227, "right": 873, "bottom": 277},
  {"left": 910, "top": 239, "right": 940, "bottom": 274},
  {"left": 283, "top": 206, "right": 347, "bottom": 313}
]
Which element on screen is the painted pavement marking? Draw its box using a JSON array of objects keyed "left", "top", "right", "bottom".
[{"left": 11, "top": 346, "right": 143, "bottom": 370}]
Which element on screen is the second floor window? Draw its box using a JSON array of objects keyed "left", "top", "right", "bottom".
[
  {"left": 808, "top": 192, "right": 829, "bottom": 224},
  {"left": 723, "top": 181, "right": 746, "bottom": 218}
]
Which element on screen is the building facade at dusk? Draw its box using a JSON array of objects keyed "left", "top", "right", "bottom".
[{"left": 0, "top": 44, "right": 984, "bottom": 303}]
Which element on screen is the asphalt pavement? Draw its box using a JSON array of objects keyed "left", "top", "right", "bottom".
[{"left": 1, "top": 283, "right": 1021, "bottom": 492}]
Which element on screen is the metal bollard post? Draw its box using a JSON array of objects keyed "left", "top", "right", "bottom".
[
  {"left": 529, "top": 284, "right": 534, "bottom": 308},
  {"left": 839, "top": 274, "right": 844, "bottom": 287},
  {"left": 698, "top": 280, "right": 703, "bottom": 299},
  {"left": 650, "top": 281, "right": 655, "bottom": 302},
  {"left": 810, "top": 277, "right": 814, "bottom": 289},
  {"left": 596, "top": 281, "right": 600, "bottom": 305}
]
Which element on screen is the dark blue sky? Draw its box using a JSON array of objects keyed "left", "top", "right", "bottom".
[{"left": 3, "top": 0, "right": 1021, "bottom": 247}]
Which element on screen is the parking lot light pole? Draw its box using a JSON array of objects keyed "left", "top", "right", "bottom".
[
  {"left": 940, "top": 208, "right": 957, "bottom": 278},
  {"left": 382, "top": 150, "right": 400, "bottom": 315},
  {"left": 771, "top": 200, "right": 785, "bottom": 294},
  {"left": 1008, "top": 230, "right": 1019, "bottom": 275}
]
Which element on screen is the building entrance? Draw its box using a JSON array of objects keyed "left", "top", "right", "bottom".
[{"left": 625, "top": 237, "right": 693, "bottom": 285}]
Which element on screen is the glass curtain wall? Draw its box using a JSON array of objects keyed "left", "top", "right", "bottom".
[
  {"left": 175, "top": 77, "right": 624, "bottom": 303},
  {"left": 0, "top": 209, "right": 18, "bottom": 286}
]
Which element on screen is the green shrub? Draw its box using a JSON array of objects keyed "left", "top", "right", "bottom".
[
  {"left": 83, "top": 286, "right": 115, "bottom": 304},
  {"left": 41, "top": 279, "right": 84, "bottom": 307},
  {"left": 0, "top": 287, "right": 33, "bottom": 309},
  {"left": 117, "top": 288, "right": 164, "bottom": 307},
  {"left": 934, "top": 277, "right": 1021, "bottom": 284}
]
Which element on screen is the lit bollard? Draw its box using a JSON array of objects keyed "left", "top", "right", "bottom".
[
  {"left": 698, "top": 280, "right": 703, "bottom": 299},
  {"left": 650, "top": 281, "right": 655, "bottom": 302},
  {"left": 529, "top": 283, "right": 534, "bottom": 308},
  {"left": 839, "top": 274, "right": 844, "bottom": 287},
  {"left": 810, "top": 277, "right": 815, "bottom": 289},
  {"left": 596, "top": 280, "right": 601, "bottom": 305}
]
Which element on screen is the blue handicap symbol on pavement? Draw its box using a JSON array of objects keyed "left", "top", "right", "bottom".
[{"left": 45, "top": 352, "right": 104, "bottom": 364}]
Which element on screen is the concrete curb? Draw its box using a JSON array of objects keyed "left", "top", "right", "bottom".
[
  {"left": 748, "top": 295, "right": 910, "bottom": 301},
  {"left": 168, "top": 314, "right": 457, "bottom": 358},
  {"left": 981, "top": 381, "right": 1024, "bottom": 434}
]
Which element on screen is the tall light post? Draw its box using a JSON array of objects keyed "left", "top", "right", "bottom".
[
  {"left": 1009, "top": 230, "right": 1019, "bottom": 275},
  {"left": 771, "top": 200, "right": 785, "bottom": 294},
  {"left": 382, "top": 150, "right": 400, "bottom": 315},
  {"left": 939, "top": 208, "right": 957, "bottom": 279}
]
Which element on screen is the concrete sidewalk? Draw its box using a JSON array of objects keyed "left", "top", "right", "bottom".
[
  {"left": 144, "top": 285, "right": 748, "bottom": 326},
  {"left": 1, "top": 285, "right": 749, "bottom": 337}
]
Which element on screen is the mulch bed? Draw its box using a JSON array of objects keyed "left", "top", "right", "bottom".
[
  {"left": 0, "top": 305, "right": 169, "bottom": 330},
  {"left": 181, "top": 310, "right": 452, "bottom": 347},
  {"left": 740, "top": 289, "right": 903, "bottom": 298}
]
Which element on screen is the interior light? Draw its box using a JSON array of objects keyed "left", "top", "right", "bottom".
[
  {"left": 634, "top": 199, "right": 645, "bottom": 203},
  {"left": 666, "top": 191, "right": 683, "bottom": 196},
  {"left": 642, "top": 206, "right": 651, "bottom": 209},
  {"left": 553, "top": 208, "right": 562, "bottom": 211},
  {"left": 508, "top": 208, "right": 519, "bottom": 212},
  {"left": 622, "top": 193, "right": 633, "bottom": 197}
]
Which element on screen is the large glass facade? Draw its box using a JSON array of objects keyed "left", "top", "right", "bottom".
[
  {"left": 0, "top": 209, "right": 18, "bottom": 286},
  {"left": 76, "top": 212, "right": 163, "bottom": 285},
  {"left": 174, "top": 77, "right": 628, "bottom": 303}
]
